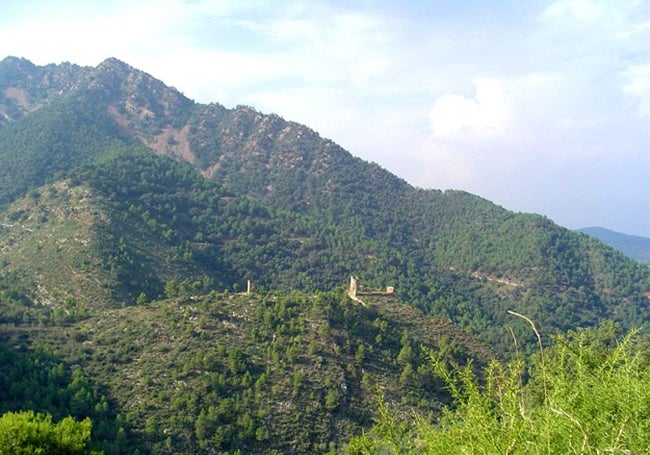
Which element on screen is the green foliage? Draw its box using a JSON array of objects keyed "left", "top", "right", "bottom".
[
  {"left": 0, "top": 344, "right": 139, "bottom": 454},
  {"left": 0, "top": 91, "right": 134, "bottom": 208},
  {"left": 348, "top": 323, "right": 650, "bottom": 454},
  {"left": 0, "top": 410, "right": 93, "bottom": 455},
  {"left": 0, "top": 270, "right": 34, "bottom": 324},
  {"left": 72, "top": 147, "right": 294, "bottom": 301}
]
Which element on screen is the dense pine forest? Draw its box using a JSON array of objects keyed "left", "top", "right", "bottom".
[{"left": 0, "top": 57, "right": 648, "bottom": 453}]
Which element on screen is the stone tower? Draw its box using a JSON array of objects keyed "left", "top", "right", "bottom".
[{"left": 349, "top": 275, "right": 359, "bottom": 298}]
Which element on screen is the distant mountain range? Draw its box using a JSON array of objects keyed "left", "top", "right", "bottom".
[
  {"left": 0, "top": 56, "right": 648, "bottom": 453},
  {"left": 578, "top": 227, "right": 650, "bottom": 264}
]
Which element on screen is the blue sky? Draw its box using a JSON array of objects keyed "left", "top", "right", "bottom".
[{"left": 1, "top": 0, "right": 648, "bottom": 236}]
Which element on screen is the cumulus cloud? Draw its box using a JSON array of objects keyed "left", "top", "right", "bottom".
[
  {"left": 542, "top": 0, "right": 611, "bottom": 24},
  {"left": 429, "top": 78, "right": 508, "bottom": 138},
  {"left": 622, "top": 64, "right": 650, "bottom": 117}
]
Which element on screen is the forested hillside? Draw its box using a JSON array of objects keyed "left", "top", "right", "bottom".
[
  {"left": 0, "top": 288, "right": 491, "bottom": 453},
  {"left": 0, "top": 56, "right": 649, "bottom": 453}
]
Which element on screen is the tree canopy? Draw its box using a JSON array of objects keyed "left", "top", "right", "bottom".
[{"left": 0, "top": 410, "right": 94, "bottom": 455}]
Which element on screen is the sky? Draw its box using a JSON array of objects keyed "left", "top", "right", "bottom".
[{"left": 1, "top": 0, "right": 649, "bottom": 236}]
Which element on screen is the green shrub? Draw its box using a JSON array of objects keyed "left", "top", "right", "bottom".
[
  {"left": 347, "top": 321, "right": 650, "bottom": 454},
  {"left": 0, "top": 410, "right": 95, "bottom": 454}
]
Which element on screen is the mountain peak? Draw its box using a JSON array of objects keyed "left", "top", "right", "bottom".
[
  {"left": 96, "top": 57, "right": 134, "bottom": 73},
  {"left": 0, "top": 56, "right": 37, "bottom": 81},
  {"left": 91, "top": 57, "right": 139, "bottom": 85},
  {"left": 87, "top": 57, "right": 193, "bottom": 107},
  {"left": 0, "top": 55, "right": 35, "bottom": 68}
]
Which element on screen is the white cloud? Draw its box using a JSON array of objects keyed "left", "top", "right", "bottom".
[
  {"left": 622, "top": 64, "right": 650, "bottom": 117},
  {"left": 0, "top": 0, "right": 180, "bottom": 66},
  {"left": 429, "top": 78, "right": 508, "bottom": 138},
  {"left": 542, "top": 0, "right": 611, "bottom": 24}
]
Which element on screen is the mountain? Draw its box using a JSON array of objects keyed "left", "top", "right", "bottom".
[
  {"left": 578, "top": 227, "right": 650, "bottom": 264},
  {"left": 0, "top": 56, "right": 649, "bottom": 453},
  {"left": 1, "top": 56, "right": 649, "bottom": 343}
]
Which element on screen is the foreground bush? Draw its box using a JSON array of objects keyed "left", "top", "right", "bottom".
[
  {"left": 348, "top": 321, "right": 650, "bottom": 454},
  {"left": 0, "top": 410, "right": 95, "bottom": 454}
]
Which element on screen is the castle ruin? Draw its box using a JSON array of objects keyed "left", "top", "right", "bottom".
[{"left": 348, "top": 276, "right": 394, "bottom": 305}]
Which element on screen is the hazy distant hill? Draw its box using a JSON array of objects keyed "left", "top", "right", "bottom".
[
  {"left": 0, "top": 56, "right": 649, "bottom": 453},
  {"left": 578, "top": 227, "right": 650, "bottom": 264}
]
